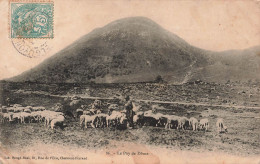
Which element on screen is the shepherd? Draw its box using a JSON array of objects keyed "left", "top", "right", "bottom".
[{"left": 124, "top": 96, "right": 134, "bottom": 128}]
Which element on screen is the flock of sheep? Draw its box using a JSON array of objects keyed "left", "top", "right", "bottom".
[
  {"left": 78, "top": 103, "right": 228, "bottom": 133},
  {"left": 0, "top": 102, "right": 228, "bottom": 133},
  {"left": 0, "top": 104, "right": 65, "bottom": 129}
]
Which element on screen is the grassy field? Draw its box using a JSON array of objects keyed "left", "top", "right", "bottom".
[
  {"left": 0, "top": 104, "right": 259, "bottom": 157},
  {"left": 0, "top": 82, "right": 259, "bottom": 161}
]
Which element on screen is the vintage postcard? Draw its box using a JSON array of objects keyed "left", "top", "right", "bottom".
[{"left": 0, "top": 0, "right": 260, "bottom": 163}]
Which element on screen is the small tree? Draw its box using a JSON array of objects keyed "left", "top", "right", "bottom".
[{"left": 155, "top": 75, "right": 163, "bottom": 83}]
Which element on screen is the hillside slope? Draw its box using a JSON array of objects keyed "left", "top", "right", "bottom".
[{"left": 8, "top": 17, "right": 260, "bottom": 83}]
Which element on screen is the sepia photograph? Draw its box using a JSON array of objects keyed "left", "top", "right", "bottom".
[{"left": 0, "top": 0, "right": 260, "bottom": 163}]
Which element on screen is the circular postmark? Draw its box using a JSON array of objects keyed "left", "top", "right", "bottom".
[{"left": 11, "top": 39, "right": 51, "bottom": 58}]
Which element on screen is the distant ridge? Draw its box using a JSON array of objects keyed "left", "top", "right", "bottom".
[{"left": 7, "top": 17, "right": 260, "bottom": 83}]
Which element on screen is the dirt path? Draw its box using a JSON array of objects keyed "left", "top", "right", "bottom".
[
  {"left": 18, "top": 90, "right": 260, "bottom": 110},
  {"left": 34, "top": 91, "right": 260, "bottom": 110},
  {"left": 136, "top": 99, "right": 260, "bottom": 110}
]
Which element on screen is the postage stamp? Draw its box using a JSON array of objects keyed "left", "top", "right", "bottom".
[{"left": 10, "top": 1, "right": 54, "bottom": 38}]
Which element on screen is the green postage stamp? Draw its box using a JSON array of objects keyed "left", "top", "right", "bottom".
[{"left": 10, "top": 1, "right": 54, "bottom": 38}]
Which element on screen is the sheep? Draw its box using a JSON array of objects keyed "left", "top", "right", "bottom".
[
  {"left": 31, "top": 111, "right": 43, "bottom": 122},
  {"left": 177, "top": 117, "right": 189, "bottom": 130},
  {"left": 95, "top": 113, "right": 108, "bottom": 128},
  {"left": 216, "top": 118, "right": 228, "bottom": 133},
  {"left": 189, "top": 117, "right": 199, "bottom": 131},
  {"left": 106, "top": 111, "right": 123, "bottom": 127},
  {"left": 37, "top": 106, "right": 46, "bottom": 111},
  {"left": 79, "top": 115, "right": 99, "bottom": 129},
  {"left": 6, "top": 107, "right": 14, "bottom": 113},
  {"left": 13, "top": 107, "right": 24, "bottom": 113},
  {"left": 25, "top": 106, "right": 33, "bottom": 111},
  {"left": 108, "top": 104, "right": 119, "bottom": 115},
  {"left": 50, "top": 115, "right": 65, "bottom": 129},
  {"left": 13, "top": 104, "right": 22, "bottom": 108},
  {"left": 142, "top": 110, "right": 166, "bottom": 127},
  {"left": 165, "top": 115, "right": 179, "bottom": 129},
  {"left": 0, "top": 112, "right": 10, "bottom": 123},
  {"left": 32, "top": 106, "right": 41, "bottom": 112},
  {"left": 144, "top": 110, "right": 153, "bottom": 117},
  {"left": 42, "top": 111, "right": 63, "bottom": 127},
  {"left": 199, "top": 118, "right": 209, "bottom": 131},
  {"left": 24, "top": 108, "right": 31, "bottom": 113},
  {"left": 2, "top": 113, "right": 13, "bottom": 123},
  {"left": 133, "top": 111, "right": 144, "bottom": 127},
  {"left": 79, "top": 115, "right": 86, "bottom": 128},
  {"left": 0, "top": 106, "right": 7, "bottom": 113},
  {"left": 84, "top": 115, "right": 99, "bottom": 129},
  {"left": 142, "top": 110, "right": 158, "bottom": 127},
  {"left": 19, "top": 112, "right": 32, "bottom": 124}
]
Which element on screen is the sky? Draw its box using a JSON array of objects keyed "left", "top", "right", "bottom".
[{"left": 0, "top": 0, "right": 260, "bottom": 80}]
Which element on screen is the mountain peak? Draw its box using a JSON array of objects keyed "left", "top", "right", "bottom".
[
  {"left": 8, "top": 17, "right": 260, "bottom": 83},
  {"left": 107, "top": 16, "right": 161, "bottom": 27}
]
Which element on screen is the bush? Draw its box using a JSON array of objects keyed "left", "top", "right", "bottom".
[{"left": 155, "top": 75, "right": 163, "bottom": 83}]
